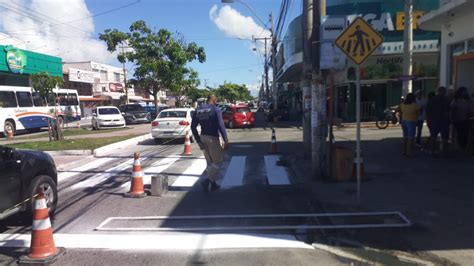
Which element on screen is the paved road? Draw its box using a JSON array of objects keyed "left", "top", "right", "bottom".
[{"left": 0, "top": 126, "right": 354, "bottom": 265}]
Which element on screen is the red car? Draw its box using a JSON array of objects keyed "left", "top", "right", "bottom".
[{"left": 222, "top": 105, "right": 255, "bottom": 128}]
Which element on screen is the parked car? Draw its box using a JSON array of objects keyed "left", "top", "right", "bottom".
[
  {"left": 119, "top": 104, "right": 151, "bottom": 124},
  {"left": 222, "top": 105, "right": 255, "bottom": 128},
  {"left": 264, "top": 102, "right": 290, "bottom": 122},
  {"left": 151, "top": 108, "right": 195, "bottom": 144},
  {"left": 142, "top": 104, "right": 168, "bottom": 120},
  {"left": 91, "top": 106, "right": 126, "bottom": 130},
  {"left": 0, "top": 146, "right": 58, "bottom": 220}
]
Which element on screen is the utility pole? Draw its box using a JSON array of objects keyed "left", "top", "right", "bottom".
[
  {"left": 302, "top": 0, "right": 313, "bottom": 157},
  {"left": 270, "top": 13, "right": 278, "bottom": 111},
  {"left": 311, "top": 0, "right": 327, "bottom": 180},
  {"left": 402, "top": 0, "right": 413, "bottom": 96},
  {"left": 120, "top": 44, "right": 129, "bottom": 104},
  {"left": 254, "top": 36, "right": 271, "bottom": 102}
]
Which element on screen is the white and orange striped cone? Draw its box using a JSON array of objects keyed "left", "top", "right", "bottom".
[
  {"left": 19, "top": 189, "right": 65, "bottom": 264},
  {"left": 124, "top": 152, "right": 146, "bottom": 198},
  {"left": 268, "top": 128, "right": 278, "bottom": 154},
  {"left": 183, "top": 131, "right": 193, "bottom": 156}
]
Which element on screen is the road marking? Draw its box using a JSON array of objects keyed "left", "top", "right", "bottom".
[
  {"left": 220, "top": 156, "right": 246, "bottom": 188},
  {"left": 120, "top": 156, "right": 181, "bottom": 191},
  {"left": 0, "top": 233, "right": 313, "bottom": 251},
  {"left": 264, "top": 155, "right": 290, "bottom": 185},
  {"left": 233, "top": 144, "right": 253, "bottom": 148},
  {"left": 170, "top": 158, "right": 207, "bottom": 187},
  {"left": 58, "top": 157, "right": 115, "bottom": 182},
  {"left": 69, "top": 159, "right": 133, "bottom": 190}
]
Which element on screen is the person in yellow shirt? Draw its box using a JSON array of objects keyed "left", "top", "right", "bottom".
[{"left": 400, "top": 93, "right": 420, "bottom": 157}]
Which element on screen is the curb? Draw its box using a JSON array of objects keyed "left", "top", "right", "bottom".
[
  {"left": 45, "top": 150, "right": 93, "bottom": 156},
  {"left": 93, "top": 133, "right": 152, "bottom": 156}
]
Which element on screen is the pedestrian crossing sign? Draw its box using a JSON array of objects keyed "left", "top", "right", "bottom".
[{"left": 335, "top": 17, "right": 384, "bottom": 65}]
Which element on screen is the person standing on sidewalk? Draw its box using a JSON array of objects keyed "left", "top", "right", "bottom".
[
  {"left": 400, "top": 93, "right": 420, "bottom": 157},
  {"left": 427, "top": 87, "right": 451, "bottom": 155},
  {"left": 415, "top": 90, "right": 427, "bottom": 146},
  {"left": 450, "top": 87, "right": 472, "bottom": 151},
  {"left": 191, "top": 94, "right": 229, "bottom": 192}
]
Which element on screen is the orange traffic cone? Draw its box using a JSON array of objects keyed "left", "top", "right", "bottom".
[
  {"left": 183, "top": 131, "right": 192, "bottom": 156},
  {"left": 76, "top": 120, "right": 81, "bottom": 129},
  {"left": 124, "top": 152, "right": 146, "bottom": 198},
  {"left": 19, "top": 190, "right": 65, "bottom": 264},
  {"left": 268, "top": 128, "right": 278, "bottom": 154}
]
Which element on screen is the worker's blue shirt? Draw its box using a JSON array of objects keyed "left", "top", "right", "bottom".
[{"left": 191, "top": 104, "right": 228, "bottom": 143}]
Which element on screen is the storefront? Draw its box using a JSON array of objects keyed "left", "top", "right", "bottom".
[
  {"left": 0, "top": 44, "right": 62, "bottom": 86},
  {"left": 419, "top": 0, "right": 474, "bottom": 96}
]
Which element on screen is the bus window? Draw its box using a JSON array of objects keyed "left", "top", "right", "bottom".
[
  {"left": 68, "top": 93, "right": 79, "bottom": 106},
  {"left": 16, "top": 91, "right": 33, "bottom": 107},
  {"left": 0, "top": 91, "right": 17, "bottom": 108},
  {"left": 32, "top": 92, "right": 47, "bottom": 107},
  {"left": 58, "top": 93, "right": 68, "bottom": 106},
  {"left": 47, "top": 92, "right": 57, "bottom": 106}
]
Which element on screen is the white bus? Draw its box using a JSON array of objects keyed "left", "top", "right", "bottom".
[{"left": 0, "top": 86, "right": 81, "bottom": 136}]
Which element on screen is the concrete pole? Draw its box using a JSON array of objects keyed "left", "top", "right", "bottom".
[
  {"left": 311, "top": 0, "right": 327, "bottom": 180},
  {"left": 402, "top": 0, "right": 413, "bottom": 96},
  {"left": 264, "top": 37, "right": 270, "bottom": 102},
  {"left": 270, "top": 13, "right": 278, "bottom": 111},
  {"left": 121, "top": 44, "right": 129, "bottom": 104},
  {"left": 356, "top": 65, "right": 362, "bottom": 204},
  {"left": 302, "top": 0, "right": 313, "bottom": 157}
]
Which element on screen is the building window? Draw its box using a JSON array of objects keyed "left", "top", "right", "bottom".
[
  {"left": 100, "top": 70, "right": 107, "bottom": 82},
  {"left": 114, "top": 73, "right": 121, "bottom": 82}
]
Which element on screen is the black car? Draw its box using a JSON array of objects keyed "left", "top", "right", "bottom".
[
  {"left": 0, "top": 146, "right": 58, "bottom": 220},
  {"left": 118, "top": 104, "right": 152, "bottom": 124}
]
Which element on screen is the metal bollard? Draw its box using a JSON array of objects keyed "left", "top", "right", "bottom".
[{"left": 151, "top": 174, "right": 168, "bottom": 196}]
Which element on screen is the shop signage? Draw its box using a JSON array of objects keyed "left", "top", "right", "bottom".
[
  {"left": 321, "top": 16, "right": 347, "bottom": 70},
  {"left": 69, "top": 68, "right": 95, "bottom": 83},
  {"left": 335, "top": 17, "right": 384, "bottom": 65},
  {"left": 5, "top": 46, "right": 27, "bottom": 74},
  {"left": 109, "top": 83, "right": 124, "bottom": 93}
]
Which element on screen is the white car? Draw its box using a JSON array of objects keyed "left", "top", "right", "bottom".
[
  {"left": 91, "top": 106, "right": 126, "bottom": 130},
  {"left": 151, "top": 108, "right": 195, "bottom": 144}
]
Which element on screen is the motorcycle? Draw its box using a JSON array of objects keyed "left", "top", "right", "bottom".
[{"left": 376, "top": 106, "right": 400, "bottom": 129}]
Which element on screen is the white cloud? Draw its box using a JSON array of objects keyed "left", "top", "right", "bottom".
[
  {"left": 209, "top": 4, "right": 271, "bottom": 54},
  {"left": 0, "top": 0, "right": 113, "bottom": 62}
]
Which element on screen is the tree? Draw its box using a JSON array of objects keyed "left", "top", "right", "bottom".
[
  {"left": 31, "top": 72, "right": 64, "bottom": 141},
  {"left": 213, "top": 83, "right": 252, "bottom": 103},
  {"left": 99, "top": 21, "right": 206, "bottom": 115}
]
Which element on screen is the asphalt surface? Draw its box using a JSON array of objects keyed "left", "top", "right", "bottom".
[{"left": 0, "top": 117, "right": 356, "bottom": 265}]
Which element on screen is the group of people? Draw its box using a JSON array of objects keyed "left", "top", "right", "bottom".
[{"left": 399, "top": 86, "right": 474, "bottom": 157}]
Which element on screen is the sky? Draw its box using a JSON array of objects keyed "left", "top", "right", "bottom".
[{"left": 0, "top": 0, "right": 302, "bottom": 96}]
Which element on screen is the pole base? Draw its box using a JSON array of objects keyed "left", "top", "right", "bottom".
[
  {"left": 123, "top": 191, "right": 147, "bottom": 198},
  {"left": 18, "top": 247, "right": 66, "bottom": 265}
]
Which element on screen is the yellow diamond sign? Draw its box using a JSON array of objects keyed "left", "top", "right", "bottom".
[{"left": 335, "top": 17, "right": 384, "bottom": 65}]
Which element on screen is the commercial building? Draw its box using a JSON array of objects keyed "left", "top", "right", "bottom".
[
  {"left": 275, "top": 0, "right": 441, "bottom": 122},
  {"left": 419, "top": 0, "right": 474, "bottom": 95}
]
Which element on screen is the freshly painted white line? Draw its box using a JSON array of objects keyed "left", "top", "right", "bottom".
[
  {"left": 58, "top": 157, "right": 115, "bottom": 182},
  {"left": 120, "top": 156, "right": 181, "bottom": 191},
  {"left": 171, "top": 159, "right": 207, "bottom": 187},
  {"left": 70, "top": 159, "right": 133, "bottom": 190},
  {"left": 264, "top": 155, "right": 290, "bottom": 185},
  {"left": 220, "top": 156, "right": 246, "bottom": 188},
  {"left": 0, "top": 233, "right": 313, "bottom": 251},
  {"left": 233, "top": 144, "right": 253, "bottom": 148}
]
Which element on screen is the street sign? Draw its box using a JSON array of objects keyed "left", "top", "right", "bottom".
[{"left": 335, "top": 17, "right": 384, "bottom": 65}]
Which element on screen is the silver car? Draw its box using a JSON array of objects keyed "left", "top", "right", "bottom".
[{"left": 151, "top": 108, "right": 195, "bottom": 144}]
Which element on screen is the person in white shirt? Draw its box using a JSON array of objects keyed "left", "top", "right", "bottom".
[{"left": 415, "top": 90, "right": 427, "bottom": 146}]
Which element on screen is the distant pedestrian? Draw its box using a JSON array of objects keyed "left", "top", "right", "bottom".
[
  {"left": 191, "top": 94, "right": 229, "bottom": 192},
  {"left": 424, "top": 92, "right": 436, "bottom": 149},
  {"left": 427, "top": 87, "right": 451, "bottom": 155},
  {"left": 450, "top": 87, "right": 472, "bottom": 151},
  {"left": 415, "top": 90, "right": 427, "bottom": 146},
  {"left": 400, "top": 93, "right": 420, "bottom": 157}
]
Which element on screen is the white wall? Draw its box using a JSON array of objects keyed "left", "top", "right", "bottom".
[{"left": 439, "top": 11, "right": 474, "bottom": 88}]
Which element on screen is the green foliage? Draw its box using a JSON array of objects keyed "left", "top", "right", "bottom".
[
  {"left": 187, "top": 87, "right": 211, "bottom": 102},
  {"left": 99, "top": 20, "right": 206, "bottom": 112},
  {"left": 31, "top": 72, "right": 64, "bottom": 98},
  {"left": 213, "top": 83, "right": 252, "bottom": 103}
]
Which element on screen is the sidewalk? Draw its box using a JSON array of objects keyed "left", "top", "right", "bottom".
[
  {"left": 0, "top": 124, "right": 150, "bottom": 145},
  {"left": 285, "top": 126, "right": 474, "bottom": 265}
]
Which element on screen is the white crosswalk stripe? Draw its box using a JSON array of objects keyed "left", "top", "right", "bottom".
[
  {"left": 58, "top": 157, "right": 115, "bottom": 183},
  {"left": 220, "top": 156, "right": 246, "bottom": 188},
  {"left": 170, "top": 157, "right": 207, "bottom": 188},
  {"left": 264, "top": 155, "right": 290, "bottom": 185}
]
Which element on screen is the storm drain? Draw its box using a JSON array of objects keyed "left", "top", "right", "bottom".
[{"left": 95, "top": 211, "right": 411, "bottom": 232}]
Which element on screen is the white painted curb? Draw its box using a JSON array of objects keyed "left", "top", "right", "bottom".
[
  {"left": 45, "top": 150, "right": 93, "bottom": 156},
  {"left": 93, "top": 133, "right": 152, "bottom": 157}
]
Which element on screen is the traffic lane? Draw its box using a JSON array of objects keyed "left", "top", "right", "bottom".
[{"left": 0, "top": 139, "right": 185, "bottom": 234}]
